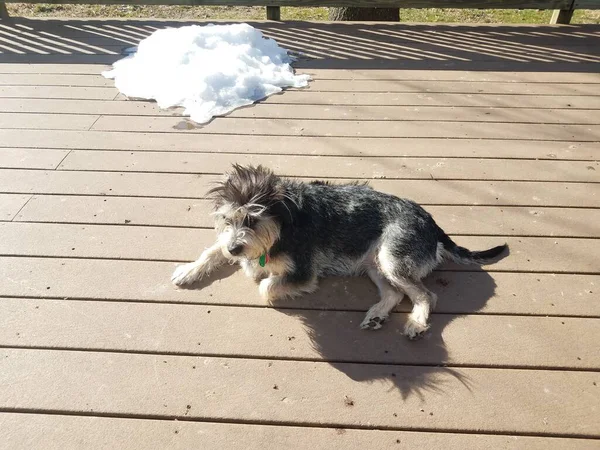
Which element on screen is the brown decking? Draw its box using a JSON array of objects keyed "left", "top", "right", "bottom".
[{"left": 0, "top": 18, "right": 599, "bottom": 449}]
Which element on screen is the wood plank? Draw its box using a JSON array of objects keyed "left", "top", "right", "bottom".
[
  {"left": 298, "top": 69, "right": 600, "bottom": 83},
  {"left": 57, "top": 150, "right": 600, "bottom": 182},
  {"left": 0, "top": 86, "right": 116, "bottom": 100},
  {"left": 0, "top": 170, "right": 598, "bottom": 207},
  {"left": 5, "top": 52, "right": 599, "bottom": 69},
  {"left": 3, "top": 64, "right": 600, "bottom": 82},
  {"left": 6, "top": 74, "right": 600, "bottom": 96},
  {"left": 1, "top": 349, "right": 598, "bottom": 436},
  {"left": 5, "top": 256, "right": 600, "bottom": 316},
  {"left": 0, "top": 98, "right": 176, "bottom": 116},
  {"left": 2, "top": 298, "right": 598, "bottom": 369},
  {"left": 200, "top": 91, "right": 600, "bottom": 108},
  {"left": 229, "top": 105, "right": 600, "bottom": 123},
  {"left": 3, "top": 84, "right": 599, "bottom": 110},
  {"left": 0, "top": 113, "right": 99, "bottom": 131},
  {"left": 2, "top": 99, "right": 599, "bottom": 124},
  {"left": 5, "top": 87, "right": 599, "bottom": 109},
  {"left": 574, "top": 0, "right": 600, "bottom": 7},
  {"left": 0, "top": 222, "right": 597, "bottom": 273},
  {"left": 2, "top": 130, "right": 597, "bottom": 160},
  {"left": 305, "top": 80, "right": 600, "bottom": 95},
  {"left": 1, "top": 257, "right": 596, "bottom": 316},
  {"left": 0, "top": 64, "right": 111, "bottom": 74},
  {"left": 2, "top": 414, "right": 596, "bottom": 450},
  {"left": 0, "top": 74, "right": 114, "bottom": 87},
  {"left": 0, "top": 194, "right": 30, "bottom": 221},
  {"left": 0, "top": 148, "right": 69, "bottom": 169},
  {"left": 13, "top": 196, "right": 600, "bottom": 238},
  {"left": 91, "top": 117, "right": 600, "bottom": 140}
]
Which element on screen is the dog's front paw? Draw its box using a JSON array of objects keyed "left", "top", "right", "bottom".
[
  {"left": 171, "top": 263, "right": 203, "bottom": 286},
  {"left": 360, "top": 315, "right": 387, "bottom": 330},
  {"left": 360, "top": 303, "right": 392, "bottom": 330},
  {"left": 404, "top": 319, "right": 429, "bottom": 340},
  {"left": 259, "top": 277, "right": 277, "bottom": 303}
]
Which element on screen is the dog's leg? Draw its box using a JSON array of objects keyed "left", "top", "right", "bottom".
[
  {"left": 389, "top": 277, "right": 436, "bottom": 340},
  {"left": 377, "top": 256, "right": 436, "bottom": 340},
  {"left": 240, "top": 259, "right": 269, "bottom": 283},
  {"left": 259, "top": 274, "right": 318, "bottom": 304},
  {"left": 360, "top": 267, "right": 404, "bottom": 330},
  {"left": 171, "top": 242, "right": 226, "bottom": 286}
]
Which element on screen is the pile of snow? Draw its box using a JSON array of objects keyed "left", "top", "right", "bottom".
[{"left": 103, "top": 23, "right": 310, "bottom": 124}]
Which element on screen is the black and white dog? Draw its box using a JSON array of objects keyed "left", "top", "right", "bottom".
[{"left": 172, "top": 164, "right": 507, "bottom": 339}]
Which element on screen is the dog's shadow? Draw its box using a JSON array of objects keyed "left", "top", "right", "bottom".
[
  {"left": 274, "top": 268, "right": 497, "bottom": 400},
  {"left": 186, "top": 263, "right": 499, "bottom": 400}
]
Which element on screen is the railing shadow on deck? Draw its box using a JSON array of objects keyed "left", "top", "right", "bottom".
[{"left": 0, "top": 18, "right": 599, "bottom": 71}]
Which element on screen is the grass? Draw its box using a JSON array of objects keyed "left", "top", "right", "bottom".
[{"left": 5, "top": 3, "right": 600, "bottom": 23}]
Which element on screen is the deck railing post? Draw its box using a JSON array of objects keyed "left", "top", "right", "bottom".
[
  {"left": 0, "top": 2, "right": 10, "bottom": 19},
  {"left": 266, "top": 5, "right": 281, "bottom": 20},
  {"left": 550, "top": 0, "right": 575, "bottom": 23}
]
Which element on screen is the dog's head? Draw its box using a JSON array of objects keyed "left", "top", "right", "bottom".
[{"left": 207, "top": 164, "right": 286, "bottom": 260}]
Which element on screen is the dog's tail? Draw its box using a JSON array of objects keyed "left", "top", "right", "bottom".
[{"left": 439, "top": 233, "right": 508, "bottom": 265}]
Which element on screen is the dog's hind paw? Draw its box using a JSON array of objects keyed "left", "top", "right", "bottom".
[
  {"left": 404, "top": 319, "right": 429, "bottom": 340},
  {"left": 360, "top": 315, "right": 387, "bottom": 330},
  {"left": 171, "top": 263, "right": 202, "bottom": 286}
]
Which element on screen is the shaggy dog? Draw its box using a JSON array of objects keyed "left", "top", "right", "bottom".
[{"left": 172, "top": 164, "right": 507, "bottom": 339}]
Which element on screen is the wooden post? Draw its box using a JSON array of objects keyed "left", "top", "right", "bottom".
[
  {"left": 0, "top": 2, "right": 9, "bottom": 19},
  {"left": 550, "top": 8, "right": 574, "bottom": 23},
  {"left": 550, "top": 0, "right": 575, "bottom": 24},
  {"left": 266, "top": 6, "right": 280, "bottom": 20}
]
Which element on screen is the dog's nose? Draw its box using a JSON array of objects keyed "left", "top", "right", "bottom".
[{"left": 227, "top": 244, "right": 243, "bottom": 256}]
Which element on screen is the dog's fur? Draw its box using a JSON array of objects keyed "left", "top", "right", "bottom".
[{"left": 172, "top": 164, "right": 508, "bottom": 339}]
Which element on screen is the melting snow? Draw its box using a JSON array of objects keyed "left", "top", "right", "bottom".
[{"left": 103, "top": 23, "right": 311, "bottom": 123}]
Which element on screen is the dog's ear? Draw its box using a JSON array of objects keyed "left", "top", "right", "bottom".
[{"left": 268, "top": 195, "right": 295, "bottom": 227}]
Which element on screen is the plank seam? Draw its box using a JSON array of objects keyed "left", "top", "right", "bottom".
[
  {"left": 2, "top": 146, "right": 599, "bottom": 162},
  {"left": 2, "top": 295, "right": 599, "bottom": 319},
  {"left": 4, "top": 219, "right": 600, "bottom": 240},
  {"left": 3, "top": 98, "right": 600, "bottom": 110},
  {"left": 2, "top": 129, "right": 594, "bottom": 142},
  {"left": 1, "top": 191, "right": 599, "bottom": 208},
  {"left": 3, "top": 85, "right": 600, "bottom": 96},
  {"left": 0, "top": 254, "right": 597, "bottom": 275},
  {"left": 53, "top": 149, "right": 71, "bottom": 170},
  {"left": 0, "top": 345, "right": 598, "bottom": 373},
  {"left": 8, "top": 194, "right": 32, "bottom": 222},
  {"left": 47, "top": 168, "right": 600, "bottom": 184},
  {"left": 3, "top": 112, "right": 600, "bottom": 126},
  {"left": 1, "top": 409, "right": 599, "bottom": 440}
]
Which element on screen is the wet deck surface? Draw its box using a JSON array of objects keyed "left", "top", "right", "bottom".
[{"left": 0, "top": 18, "right": 599, "bottom": 449}]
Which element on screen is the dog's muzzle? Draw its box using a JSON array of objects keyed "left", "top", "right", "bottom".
[{"left": 227, "top": 243, "right": 244, "bottom": 256}]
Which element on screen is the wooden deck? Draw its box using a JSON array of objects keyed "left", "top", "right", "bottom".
[{"left": 1, "top": 18, "right": 599, "bottom": 449}]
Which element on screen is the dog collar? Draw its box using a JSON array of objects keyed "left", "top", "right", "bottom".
[{"left": 259, "top": 252, "right": 270, "bottom": 267}]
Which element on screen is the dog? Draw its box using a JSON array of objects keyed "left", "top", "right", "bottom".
[{"left": 172, "top": 164, "right": 507, "bottom": 339}]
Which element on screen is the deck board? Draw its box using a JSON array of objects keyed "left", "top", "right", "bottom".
[
  {"left": 3, "top": 414, "right": 598, "bottom": 450},
  {"left": 3, "top": 99, "right": 600, "bottom": 124},
  {"left": 56, "top": 150, "right": 600, "bottom": 182},
  {"left": 2, "top": 222, "right": 598, "bottom": 272},
  {"left": 1, "top": 170, "right": 597, "bottom": 206},
  {"left": 1, "top": 257, "right": 597, "bottom": 316},
  {"left": 11, "top": 195, "right": 600, "bottom": 238},
  {"left": 0, "top": 194, "right": 30, "bottom": 221},
  {"left": 1, "top": 349, "right": 598, "bottom": 436},
  {"left": 2, "top": 130, "right": 597, "bottom": 160},
  {"left": 90, "top": 116, "right": 600, "bottom": 140},
  {"left": 0, "top": 18, "right": 599, "bottom": 447},
  {"left": 2, "top": 298, "right": 599, "bottom": 369}
]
